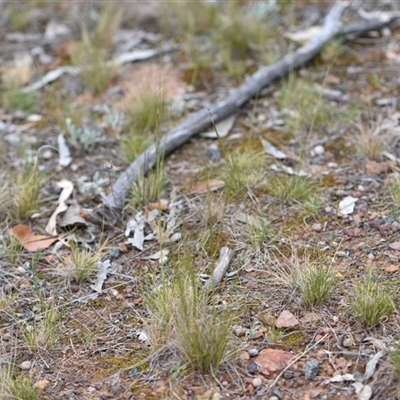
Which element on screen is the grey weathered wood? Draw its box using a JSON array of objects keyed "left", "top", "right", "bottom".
[
  {"left": 88, "top": 2, "right": 400, "bottom": 223},
  {"left": 205, "top": 246, "right": 234, "bottom": 290}
]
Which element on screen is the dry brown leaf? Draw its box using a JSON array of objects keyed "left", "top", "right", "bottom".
[
  {"left": 9, "top": 224, "right": 58, "bottom": 251},
  {"left": 187, "top": 179, "right": 224, "bottom": 195}
]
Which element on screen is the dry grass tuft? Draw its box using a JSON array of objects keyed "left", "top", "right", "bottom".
[
  {"left": 8, "top": 162, "right": 42, "bottom": 221},
  {"left": 61, "top": 242, "right": 104, "bottom": 284},
  {"left": 145, "top": 249, "right": 232, "bottom": 373},
  {"left": 353, "top": 115, "right": 387, "bottom": 160},
  {"left": 222, "top": 148, "right": 265, "bottom": 201},
  {"left": 0, "top": 364, "right": 39, "bottom": 400},
  {"left": 70, "top": 2, "right": 123, "bottom": 93},
  {"left": 268, "top": 246, "right": 336, "bottom": 306}
]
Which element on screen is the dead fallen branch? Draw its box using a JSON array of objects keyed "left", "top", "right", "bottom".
[
  {"left": 205, "top": 247, "right": 234, "bottom": 291},
  {"left": 88, "top": 2, "right": 400, "bottom": 224}
]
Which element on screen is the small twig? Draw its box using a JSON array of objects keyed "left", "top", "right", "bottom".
[
  {"left": 205, "top": 246, "right": 234, "bottom": 290},
  {"left": 266, "top": 333, "right": 329, "bottom": 394}
]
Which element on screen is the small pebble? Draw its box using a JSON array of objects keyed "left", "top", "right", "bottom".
[
  {"left": 20, "top": 361, "right": 32, "bottom": 370},
  {"left": 314, "top": 145, "right": 325, "bottom": 155},
  {"left": 342, "top": 337, "right": 354, "bottom": 348},
  {"left": 34, "top": 380, "right": 50, "bottom": 390},
  {"left": 246, "top": 363, "right": 259, "bottom": 375},
  {"left": 233, "top": 325, "right": 246, "bottom": 337},
  {"left": 127, "top": 367, "right": 140, "bottom": 378},
  {"left": 283, "top": 371, "right": 295, "bottom": 379},
  {"left": 312, "top": 223, "right": 323, "bottom": 232},
  {"left": 204, "top": 148, "right": 222, "bottom": 163},
  {"left": 110, "top": 385, "right": 124, "bottom": 395},
  {"left": 269, "top": 397, "right": 279, "bottom": 400},
  {"left": 42, "top": 150, "right": 53, "bottom": 159},
  {"left": 248, "top": 348, "right": 259, "bottom": 357},
  {"left": 109, "top": 248, "right": 120, "bottom": 259},
  {"left": 283, "top": 371, "right": 301, "bottom": 379},
  {"left": 252, "top": 377, "right": 262, "bottom": 388},
  {"left": 273, "top": 388, "right": 283, "bottom": 398},
  {"left": 303, "top": 359, "right": 320, "bottom": 380}
]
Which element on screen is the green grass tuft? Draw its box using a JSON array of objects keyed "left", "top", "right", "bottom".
[{"left": 352, "top": 270, "right": 395, "bottom": 327}]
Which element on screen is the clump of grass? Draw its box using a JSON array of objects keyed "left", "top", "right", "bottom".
[
  {"left": 9, "top": 162, "right": 42, "bottom": 221},
  {"left": 267, "top": 174, "right": 318, "bottom": 205},
  {"left": 390, "top": 180, "right": 400, "bottom": 206},
  {"left": 1, "top": 53, "right": 35, "bottom": 111},
  {"left": 6, "top": 3, "right": 31, "bottom": 31},
  {"left": 222, "top": 148, "right": 265, "bottom": 201},
  {"left": 70, "top": 2, "right": 122, "bottom": 93},
  {"left": 129, "top": 170, "right": 167, "bottom": 210},
  {"left": 145, "top": 250, "right": 231, "bottom": 373},
  {"left": 266, "top": 326, "right": 284, "bottom": 344},
  {"left": 160, "top": 1, "right": 219, "bottom": 36},
  {"left": 279, "top": 75, "right": 330, "bottom": 132},
  {"left": 160, "top": 1, "right": 279, "bottom": 82},
  {"left": 212, "top": 2, "right": 276, "bottom": 77},
  {"left": 1, "top": 235, "right": 23, "bottom": 264},
  {"left": 18, "top": 302, "right": 62, "bottom": 351},
  {"left": 182, "top": 42, "right": 215, "bottom": 89},
  {"left": 269, "top": 248, "right": 336, "bottom": 305},
  {"left": 70, "top": 34, "right": 116, "bottom": 94},
  {"left": 247, "top": 219, "right": 271, "bottom": 248},
  {"left": 3, "top": 91, "right": 35, "bottom": 111},
  {"left": 121, "top": 90, "right": 166, "bottom": 162},
  {"left": 87, "top": 1, "right": 124, "bottom": 53},
  {"left": 353, "top": 116, "right": 386, "bottom": 161},
  {"left": 63, "top": 243, "right": 103, "bottom": 284},
  {"left": 352, "top": 269, "right": 395, "bottom": 327},
  {"left": 390, "top": 343, "right": 400, "bottom": 378},
  {"left": 0, "top": 366, "right": 39, "bottom": 400},
  {"left": 296, "top": 258, "right": 336, "bottom": 306}
]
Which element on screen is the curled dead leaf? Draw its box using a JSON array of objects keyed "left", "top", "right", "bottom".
[{"left": 9, "top": 225, "right": 58, "bottom": 251}]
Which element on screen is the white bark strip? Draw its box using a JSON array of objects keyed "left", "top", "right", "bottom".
[{"left": 205, "top": 247, "right": 234, "bottom": 290}]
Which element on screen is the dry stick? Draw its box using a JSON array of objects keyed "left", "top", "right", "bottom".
[
  {"left": 89, "top": 2, "right": 400, "bottom": 223},
  {"left": 95, "top": 2, "right": 345, "bottom": 217},
  {"left": 205, "top": 246, "right": 234, "bottom": 290}
]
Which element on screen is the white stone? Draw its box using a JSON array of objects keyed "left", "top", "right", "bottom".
[
  {"left": 20, "top": 361, "right": 32, "bottom": 370},
  {"left": 252, "top": 377, "right": 262, "bottom": 387},
  {"left": 314, "top": 145, "right": 325, "bottom": 155}
]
